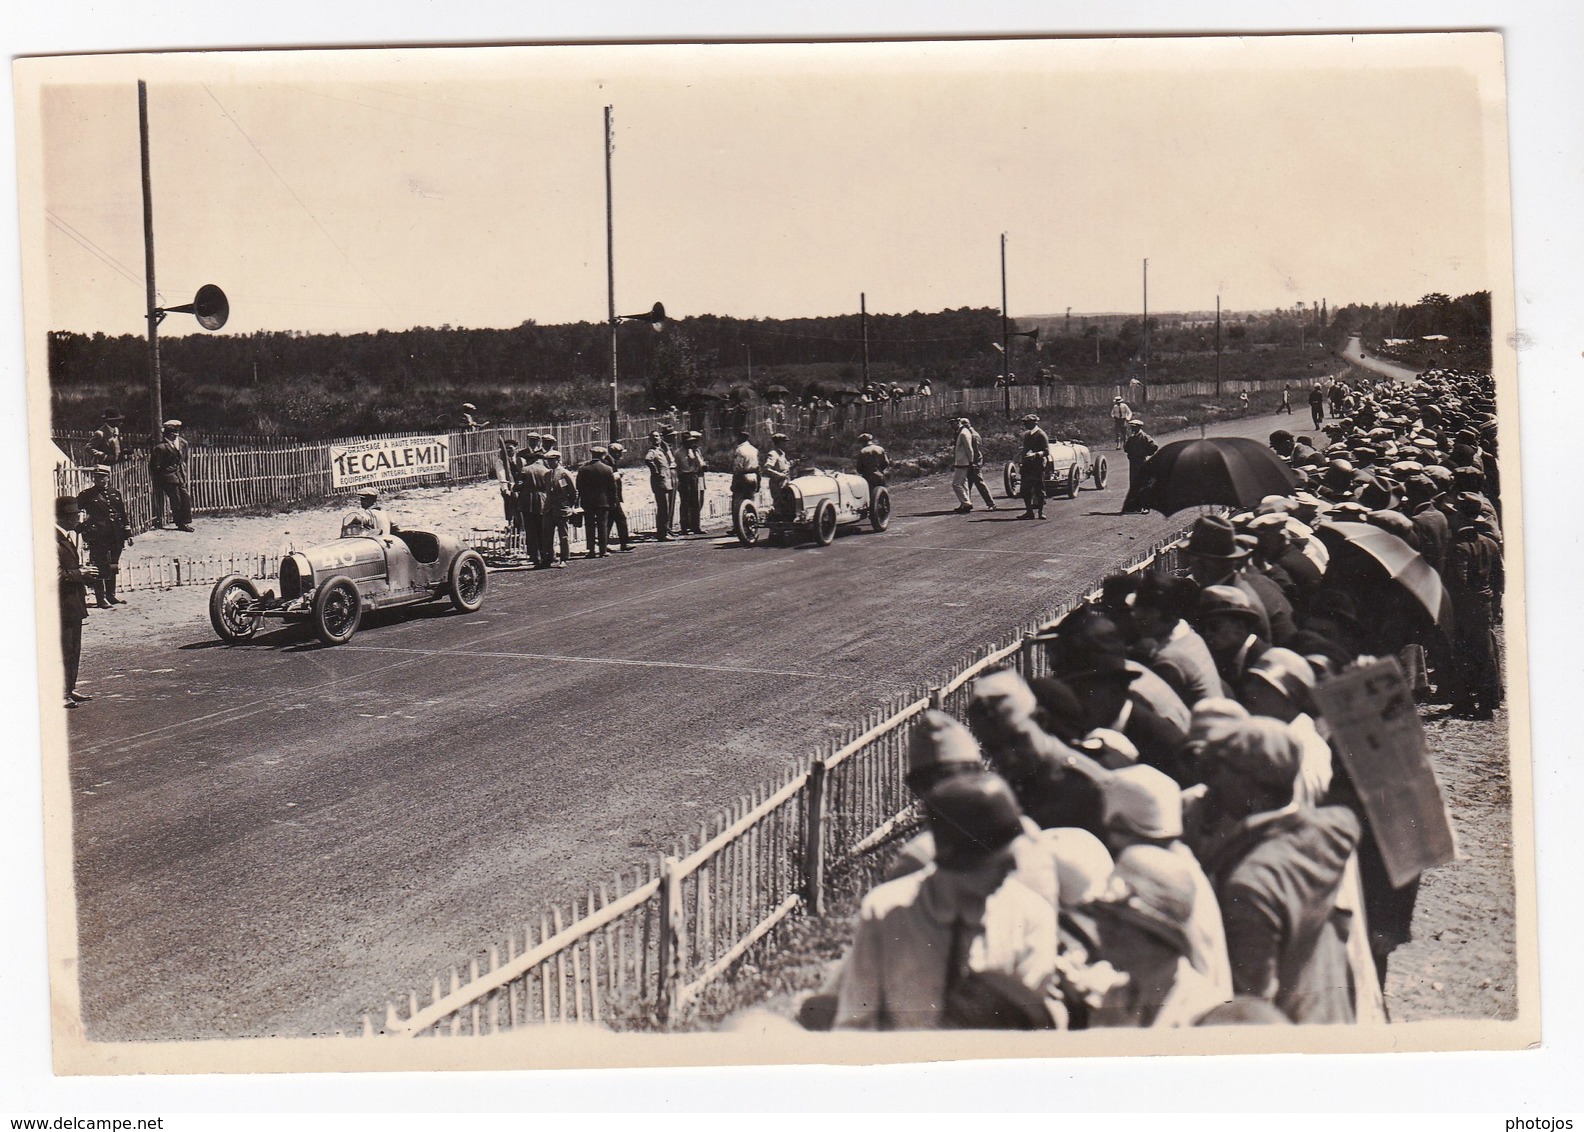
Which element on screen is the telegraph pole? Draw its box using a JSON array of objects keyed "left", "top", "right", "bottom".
[
  {"left": 1141, "top": 257, "right": 1149, "bottom": 405},
  {"left": 860, "top": 292, "right": 870, "bottom": 387},
  {"left": 1214, "top": 294, "right": 1222, "bottom": 397},
  {"left": 139, "top": 80, "right": 163, "bottom": 439},
  {"left": 1000, "top": 233, "right": 1011, "bottom": 419},
  {"left": 605, "top": 105, "right": 619, "bottom": 445}
]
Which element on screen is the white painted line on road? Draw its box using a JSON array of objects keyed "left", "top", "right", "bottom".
[{"left": 340, "top": 643, "right": 864, "bottom": 682}]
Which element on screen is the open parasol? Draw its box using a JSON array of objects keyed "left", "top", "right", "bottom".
[
  {"left": 1136, "top": 436, "right": 1297, "bottom": 515},
  {"left": 1314, "top": 521, "right": 1453, "bottom": 632}
]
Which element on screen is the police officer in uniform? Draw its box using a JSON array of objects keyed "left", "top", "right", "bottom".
[
  {"left": 78, "top": 465, "right": 132, "bottom": 607},
  {"left": 1016, "top": 414, "right": 1051, "bottom": 520},
  {"left": 855, "top": 432, "right": 889, "bottom": 494}
]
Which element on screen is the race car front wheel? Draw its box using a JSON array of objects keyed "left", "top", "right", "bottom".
[
  {"left": 448, "top": 549, "right": 488, "bottom": 612},
  {"left": 312, "top": 575, "right": 363, "bottom": 646},
  {"left": 735, "top": 500, "right": 761, "bottom": 546},
  {"left": 1090, "top": 455, "right": 1109, "bottom": 490},
  {"left": 209, "top": 574, "right": 262, "bottom": 643},
  {"left": 813, "top": 501, "right": 838, "bottom": 546},
  {"left": 1003, "top": 462, "right": 1021, "bottom": 499}
]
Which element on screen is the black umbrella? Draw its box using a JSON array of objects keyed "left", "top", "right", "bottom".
[
  {"left": 1137, "top": 437, "right": 1297, "bottom": 515},
  {"left": 1315, "top": 521, "right": 1453, "bottom": 632},
  {"left": 763, "top": 384, "right": 791, "bottom": 400}
]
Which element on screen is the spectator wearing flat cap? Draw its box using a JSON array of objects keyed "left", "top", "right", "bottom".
[
  {"left": 602, "top": 443, "right": 632, "bottom": 552},
  {"left": 1405, "top": 476, "right": 1452, "bottom": 577},
  {"left": 56, "top": 496, "right": 96, "bottom": 707},
  {"left": 1180, "top": 514, "right": 1297, "bottom": 646},
  {"left": 950, "top": 417, "right": 998, "bottom": 513},
  {"left": 1128, "top": 571, "right": 1228, "bottom": 708},
  {"left": 495, "top": 440, "right": 521, "bottom": 529},
  {"left": 543, "top": 450, "right": 579, "bottom": 566},
  {"left": 855, "top": 433, "right": 890, "bottom": 495},
  {"left": 1193, "top": 584, "right": 1276, "bottom": 705},
  {"left": 148, "top": 419, "right": 194, "bottom": 531},
  {"left": 674, "top": 431, "right": 707, "bottom": 535},
  {"left": 835, "top": 772, "right": 1060, "bottom": 1030},
  {"left": 517, "top": 446, "right": 554, "bottom": 568},
  {"left": 1190, "top": 718, "right": 1361, "bottom": 1024},
  {"left": 1119, "top": 419, "right": 1158, "bottom": 514},
  {"left": 1017, "top": 414, "right": 1050, "bottom": 520},
  {"left": 1246, "top": 513, "right": 1322, "bottom": 616},
  {"left": 643, "top": 432, "right": 677, "bottom": 541},
  {"left": 576, "top": 448, "right": 618, "bottom": 558},
  {"left": 1086, "top": 845, "right": 1229, "bottom": 1028},
  {"left": 78, "top": 465, "right": 132, "bottom": 608}
]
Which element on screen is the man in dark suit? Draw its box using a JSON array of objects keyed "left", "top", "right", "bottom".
[
  {"left": 56, "top": 496, "right": 96, "bottom": 707},
  {"left": 576, "top": 447, "right": 619, "bottom": 558},
  {"left": 148, "top": 419, "right": 194, "bottom": 530},
  {"left": 604, "top": 443, "right": 632, "bottom": 552},
  {"left": 1119, "top": 418, "right": 1159, "bottom": 514}
]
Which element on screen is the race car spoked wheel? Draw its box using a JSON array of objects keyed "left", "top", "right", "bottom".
[
  {"left": 813, "top": 501, "right": 838, "bottom": 546},
  {"left": 312, "top": 575, "right": 363, "bottom": 646},
  {"left": 1089, "top": 455, "right": 1109, "bottom": 490},
  {"left": 209, "top": 574, "right": 263, "bottom": 643},
  {"left": 447, "top": 549, "right": 488, "bottom": 612},
  {"left": 1003, "top": 462, "right": 1021, "bottom": 499},
  {"left": 870, "top": 487, "right": 892, "bottom": 531},
  {"left": 735, "top": 499, "right": 761, "bottom": 546}
]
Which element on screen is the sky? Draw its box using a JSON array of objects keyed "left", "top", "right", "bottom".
[{"left": 23, "top": 36, "right": 1504, "bottom": 338}]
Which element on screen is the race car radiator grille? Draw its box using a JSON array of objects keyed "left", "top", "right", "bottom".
[{"left": 280, "top": 555, "right": 307, "bottom": 600}]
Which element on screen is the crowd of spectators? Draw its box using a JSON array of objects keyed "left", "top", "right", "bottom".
[{"left": 804, "top": 367, "right": 1503, "bottom": 1031}]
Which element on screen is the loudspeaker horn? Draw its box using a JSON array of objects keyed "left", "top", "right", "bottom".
[{"left": 163, "top": 284, "right": 230, "bottom": 331}]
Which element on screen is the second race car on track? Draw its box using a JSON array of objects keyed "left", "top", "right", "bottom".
[
  {"left": 735, "top": 467, "right": 891, "bottom": 547},
  {"left": 208, "top": 525, "right": 487, "bottom": 646},
  {"left": 1004, "top": 438, "right": 1109, "bottom": 501}
]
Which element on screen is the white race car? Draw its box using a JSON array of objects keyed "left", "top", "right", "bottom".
[
  {"left": 736, "top": 468, "right": 891, "bottom": 547},
  {"left": 1004, "top": 439, "right": 1109, "bottom": 501}
]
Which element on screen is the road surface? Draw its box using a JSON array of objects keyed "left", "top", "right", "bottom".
[
  {"left": 66, "top": 406, "right": 1307, "bottom": 1039},
  {"left": 1340, "top": 333, "right": 1423, "bottom": 383}
]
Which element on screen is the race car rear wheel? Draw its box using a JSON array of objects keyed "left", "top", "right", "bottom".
[
  {"left": 209, "top": 574, "right": 262, "bottom": 643},
  {"left": 1090, "top": 455, "right": 1109, "bottom": 490},
  {"left": 447, "top": 549, "right": 487, "bottom": 612},
  {"left": 735, "top": 500, "right": 761, "bottom": 546},
  {"left": 870, "top": 487, "right": 892, "bottom": 531},
  {"left": 312, "top": 575, "right": 363, "bottom": 646},
  {"left": 813, "top": 501, "right": 838, "bottom": 546},
  {"left": 1003, "top": 462, "right": 1021, "bottom": 499}
]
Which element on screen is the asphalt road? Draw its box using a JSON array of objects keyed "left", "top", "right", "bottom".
[
  {"left": 66, "top": 405, "right": 1310, "bottom": 1040},
  {"left": 1341, "top": 333, "right": 1423, "bottom": 383}
]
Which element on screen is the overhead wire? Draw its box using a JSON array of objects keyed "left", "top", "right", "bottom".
[
  {"left": 45, "top": 210, "right": 144, "bottom": 289},
  {"left": 201, "top": 83, "right": 403, "bottom": 326}
]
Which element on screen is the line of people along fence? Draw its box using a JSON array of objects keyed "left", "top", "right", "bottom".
[
  {"left": 50, "top": 376, "right": 1309, "bottom": 540},
  {"left": 369, "top": 535, "right": 1187, "bottom": 1037}
]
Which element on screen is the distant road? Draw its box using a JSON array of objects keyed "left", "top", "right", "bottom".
[
  {"left": 1340, "top": 334, "right": 1422, "bottom": 384},
  {"left": 67, "top": 406, "right": 1295, "bottom": 1041}
]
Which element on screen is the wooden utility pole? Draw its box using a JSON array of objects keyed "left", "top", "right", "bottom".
[
  {"left": 1000, "top": 233, "right": 1011, "bottom": 419},
  {"left": 1141, "top": 258, "right": 1149, "bottom": 405},
  {"left": 860, "top": 292, "right": 870, "bottom": 387},
  {"left": 604, "top": 105, "right": 619, "bottom": 446},
  {"left": 139, "top": 80, "right": 163, "bottom": 439},
  {"left": 1215, "top": 294, "right": 1222, "bottom": 397}
]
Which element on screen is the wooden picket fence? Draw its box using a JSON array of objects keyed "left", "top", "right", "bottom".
[
  {"left": 47, "top": 374, "right": 1301, "bottom": 542},
  {"left": 371, "top": 535, "right": 1188, "bottom": 1036}
]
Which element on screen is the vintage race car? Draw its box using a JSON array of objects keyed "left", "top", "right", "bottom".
[
  {"left": 1004, "top": 439, "right": 1109, "bottom": 500},
  {"left": 208, "top": 526, "right": 487, "bottom": 646},
  {"left": 735, "top": 468, "right": 891, "bottom": 547}
]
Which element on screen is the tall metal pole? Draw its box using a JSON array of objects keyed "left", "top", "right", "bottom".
[
  {"left": 1000, "top": 233, "right": 1010, "bottom": 419},
  {"left": 139, "top": 80, "right": 163, "bottom": 439},
  {"left": 1141, "top": 257, "right": 1149, "bottom": 405},
  {"left": 860, "top": 292, "right": 870, "bottom": 387},
  {"left": 1214, "top": 294, "right": 1222, "bottom": 397},
  {"left": 744, "top": 341, "right": 752, "bottom": 383},
  {"left": 605, "top": 105, "right": 619, "bottom": 446}
]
